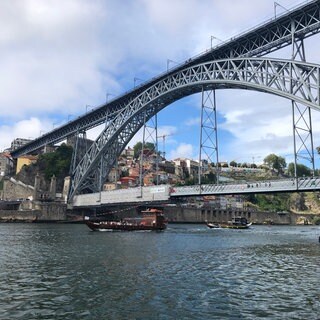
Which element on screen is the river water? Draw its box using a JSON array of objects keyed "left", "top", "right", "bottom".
[{"left": 0, "top": 223, "right": 319, "bottom": 320}]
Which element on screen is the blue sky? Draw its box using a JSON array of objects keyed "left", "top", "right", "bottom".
[{"left": 1, "top": 0, "right": 320, "bottom": 168}]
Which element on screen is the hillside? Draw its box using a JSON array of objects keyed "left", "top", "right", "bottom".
[{"left": 15, "top": 144, "right": 73, "bottom": 193}]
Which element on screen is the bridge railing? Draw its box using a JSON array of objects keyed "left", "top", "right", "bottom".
[
  {"left": 72, "top": 185, "right": 171, "bottom": 207},
  {"left": 169, "top": 177, "right": 320, "bottom": 196},
  {"left": 71, "top": 177, "right": 320, "bottom": 207}
]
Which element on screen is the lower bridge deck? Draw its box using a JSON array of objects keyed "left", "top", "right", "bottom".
[{"left": 71, "top": 177, "right": 320, "bottom": 207}]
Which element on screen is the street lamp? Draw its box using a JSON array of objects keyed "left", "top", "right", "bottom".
[
  {"left": 134, "top": 77, "right": 144, "bottom": 87},
  {"left": 106, "top": 93, "right": 115, "bottom": 103},
  {"left": 167, "top": 59, "right": 178, "bottom": 72},
  {"left": 86, "top": 105, "right": 94, "bottom": 112},
  {"left": 67, "top": 114, "right": 73, "bottom": 121},
  {"left": 274, "top": 2, "right": 289, "bottom": 18},
  {"left": 211, "top": 36, "right": 223, "bottom": 49}
]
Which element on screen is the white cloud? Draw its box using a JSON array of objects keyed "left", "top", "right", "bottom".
[
  {"left": 0, "top": 117, "right": 52, "bottom": 151},
  {"left": 185, "top": 117, "right": 200, "bottom": 126},
  {"left": 0, "top": 0, "right": 122, "bottom": 119},
  {"left": 168, "top": 143, "right": 195, "bottom": 160}
]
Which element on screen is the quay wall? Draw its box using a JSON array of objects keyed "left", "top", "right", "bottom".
[
  {"left": 77, "top": 204, "right": 316, "bottom": 225},
  {"left": 164, "top": 206, "right": 316, "bottom": 225},
  {"left": 0, "top": 210, "right": 39, "bottom": 222},
  {"left": 33, "top": 202, "right": 67, "bottom": 221},
  {"left": 0, "top": 202, "right": 317, "bottom": 225},
  {"left": 0, "top": 201, "right": 67, "bottom": 222}
]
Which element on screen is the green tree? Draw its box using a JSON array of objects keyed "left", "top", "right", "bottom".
[
  {"left": 250, "top": 193, "right": 290, "bottom": 212},
  {"left": 287, "top": 163, "right": 312, "bottom": 177},
  {"left": 316, "top": 146, "right": 320, "bottom": 154},
  {"left": 133, "top": 142, "right": 155, "bottom": 159},
  {"left": 229, "top": 160, "right": 237, "bottom": 167},
  {"left": 38, "top": 144, "right": 73, "bottom": 181},
  {"left": 201, "top": 172, "right": 216, "bottom": 184},
  {"left": 263, "top": 153, "right": 286, "bottom": 175}
]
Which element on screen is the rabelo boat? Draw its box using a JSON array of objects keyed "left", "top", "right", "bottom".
[
  {"left": 84, "top": 208, "right": 167, "bottom": 232},
  {"left": 206, "top": 217, "right": 252, "bottom": 229}
]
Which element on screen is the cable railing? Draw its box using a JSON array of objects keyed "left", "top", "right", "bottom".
[
  {"left": 170, "top": 176, "right": 320, "bottom": 196},
  {"left": 71, "top": 176, "right": 320, "bottom": 206}
]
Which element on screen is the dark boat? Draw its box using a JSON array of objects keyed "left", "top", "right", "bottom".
[
  {"left": 206, "top": 217, "right": 252, "bottom": 229},
  {"left": 84, "top": 208, "right": 167, "bottom": 232}
]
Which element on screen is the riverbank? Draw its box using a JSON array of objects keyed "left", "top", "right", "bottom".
[
  {"left": 1, "top": 204, "right": 319, "bottom": 225},
  {"left": 164, "top": 205, "right": 319, "bottom": 225}
]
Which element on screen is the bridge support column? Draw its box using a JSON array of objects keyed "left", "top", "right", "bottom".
[
  {"left": 199, "top": 88, "right": 220, "bottom": 187},
  {"left": 140, "top": 110, "right": 159, "bottom": 190},
  {"left": 290, "top": 37, "right": 315, "bottom": 176},
  {"left": 70, "top": 130, "right": 87, "bottom": 175},
  {"left": 292, "top": 101, "right": 315, "bottom": 175}
]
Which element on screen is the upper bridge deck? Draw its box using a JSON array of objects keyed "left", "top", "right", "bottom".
[{"left": 11, "top": 0, "right": 320, "bottom": 158}]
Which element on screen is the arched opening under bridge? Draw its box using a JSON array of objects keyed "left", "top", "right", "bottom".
[{"left": 68, "top": 58, "right": 320, "bottom": 200}]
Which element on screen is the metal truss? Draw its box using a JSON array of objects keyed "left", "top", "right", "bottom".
[
  {"left": 292, "top": 102, "right": 315, "bottom": 172},
  {"left": 199, "top": 89, "right": 219, "bottom": 185},
  {"left": 69, "top": 131, "right": 87, "bottom": 175},
  {"left": 68, "top": 57, "right": 320, "bottom": 199},
  {"left": 290, "top": 38, "right": 315, "bottom": 175},
  {"left": 139, "top": 113, "right": 159, "bottom": 187},
  {"left": 11, "top": 0, "right": 320, "bottom": 159}
]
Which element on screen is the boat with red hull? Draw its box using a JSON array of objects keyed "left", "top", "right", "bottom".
[{"left": 84, "top": 208, "right": 167, "bottom": 232}]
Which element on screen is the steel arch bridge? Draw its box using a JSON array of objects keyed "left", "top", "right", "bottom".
[
  {"left": 9, "top": 0, "right": 320, "bottom": 201},
  {"left": 67, "top": 57, "right": 320, "bottom": 199}
]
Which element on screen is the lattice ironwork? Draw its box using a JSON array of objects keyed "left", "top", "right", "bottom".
[
  {"left": 67, "top": 57, "right": 320, "bottom": 199},
  {"left": 292, "top": 102, "right": 315, "bottom": 172},
  {"left": 7, "top": 1, "right": 320, "bottom": 201},
  {"left": 11, "top": 0, "right": 320, "bottom": 159},
  {"left": 290, "top": 37, "right": 315, "bottom": 175},
  {"left": 139, "top": 113, "right": 159, "bottom": 187},
  {"left": 199, "top": 89, "right": 219, "bottom": 185}
]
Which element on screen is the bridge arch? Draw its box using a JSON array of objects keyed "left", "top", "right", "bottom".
[{"left": 69, "top": 57, "right": 320, "bottom": 199}]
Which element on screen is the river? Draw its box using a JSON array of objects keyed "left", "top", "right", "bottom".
[{"left": 0, "top": 223, "right": 319, "bottom": 319}]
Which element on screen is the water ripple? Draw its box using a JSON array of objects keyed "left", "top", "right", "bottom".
[{"left": 0, "top": 224, "right": 319, "bottom": 319}]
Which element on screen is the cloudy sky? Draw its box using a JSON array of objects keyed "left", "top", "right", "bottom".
[{"left": 1, "top": 0, "right": 320, "bottom": 167}]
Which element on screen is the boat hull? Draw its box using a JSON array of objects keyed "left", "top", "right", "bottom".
[
  {"left": 206, "top": 219, "right": 252, "bottom": 229},
  {"left": 85, "top": 220, "right": 166, "bottom": 232},
  {"left": 219, "top": 223, "right": 251, "bottom": 229},
  {"left": 85, "top": 209, "right": 167, "bottom": 232}
]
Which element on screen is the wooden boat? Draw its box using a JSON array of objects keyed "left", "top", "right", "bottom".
[
  {"left": 206, "top": 217, "right": 252, "bottom": 229},
  {"left": 84, "top": 208, "right": 167, "bottom": 232}
]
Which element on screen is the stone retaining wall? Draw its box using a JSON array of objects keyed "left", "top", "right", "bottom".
[
  {"left": 2, "top": 178, "right": 34, "bottom": 200},
  {"left": 0, "top": 202, "right": 67, "bottom": 222},
  {"left": 164, "top": 206, "right": 316, "bottom": 225},
  {"left": 0, "top": 210, "right": 39, "bottom": 222}
]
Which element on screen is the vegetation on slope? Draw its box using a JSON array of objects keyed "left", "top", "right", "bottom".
[{"left": 16, "top": 144, "right": 73, "bottom": 192}]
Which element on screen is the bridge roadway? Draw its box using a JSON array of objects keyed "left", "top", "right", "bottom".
[
  {"left": 72, "top": 177, "right": 320, "bottom": 207},
  {"left": 11, "top": 0, "right": 320, "bottom": 158}
]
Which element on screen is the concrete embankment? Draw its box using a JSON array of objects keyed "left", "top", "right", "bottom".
[
  {"left": 0, "top": 201, "right": 67, "bottom": 222},
  {"left": 0, "top": 210, "right": 39, "bottom": 222},
  {"left": 163, "top": 206, "right": 317, "bottom": 225},
  {"left": 0, "top": 202, "right": 318, "bottom": 225}
]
